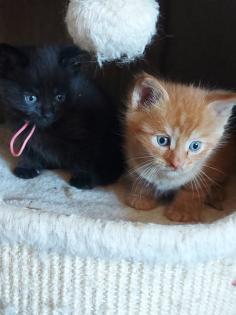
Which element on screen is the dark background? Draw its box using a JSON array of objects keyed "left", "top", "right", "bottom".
[
  {"left": 0, "top": 0, "right": 69, "bottom": 45},
  {"left": 158, "top": 0, "right": 236, "bottom": 89},
  {"left": 0, "top": 0, "right": 236, "bottom": 90}
]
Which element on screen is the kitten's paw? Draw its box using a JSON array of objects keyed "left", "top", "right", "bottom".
[
  {"left": 126, "top": 194, "right": 157, "bottom": 211},
  {"left": 13, "top": 167, "right": 40, "bottom": 179},
  {"left": 69, "top": 175, "right": 94, "bottom": 190},
  {"left": 165, "top": 206, "right": 202, "bottom": 223}
]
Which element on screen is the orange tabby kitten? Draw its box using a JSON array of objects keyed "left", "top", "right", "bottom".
[{"left": 124, "top": 73, "right": 236, "bottom": 222}]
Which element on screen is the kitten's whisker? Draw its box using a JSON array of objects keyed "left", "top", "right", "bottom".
[
  {"left": 200, "top": 170, "right": 219, "bottom": 187},
  {"left": 130, "top": 161, "right": 161, "bottom": 200},
  {"left": 189, "top": 180, "right": 195, "bottom": 199},
  {"left": 128, "top": 162, "right": 151, "bottom": 174},
  {"left": 199, "top": 175, "right": 209, "bottom": 195},
  {"left": 203, "top": 164, "right": 225, "bottom": 175},
  {"left": 128, "top": 161, "right": 154, "bottom": 170},
  {"left": 127, "top": 154, "right": 154, "bottom": 162},
  {"left": 195, "top": 177, "right": 203, "bottom": 197},
  {"left": 192, "top": 176, "right": 201, "bottom": 202},
  {"left": 195, "top": 173, "right": 209, "bottom": 196},
  {"left": 131, "top": 165, "right": 153, "bottom": 198},
  {"left": 128, "top": 161, "right": 156, "bottom": 176}
]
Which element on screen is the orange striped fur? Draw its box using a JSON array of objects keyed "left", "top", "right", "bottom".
[{"left": 124, "top": 73, "right": 236, "bottom": 222}]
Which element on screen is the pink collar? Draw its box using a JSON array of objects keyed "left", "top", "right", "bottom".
[{"left": 10, "top": 121, "right": 36, "bottom": 157}]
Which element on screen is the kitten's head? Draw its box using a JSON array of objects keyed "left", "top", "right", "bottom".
[
  {"left": 0, "top": 44, "right": 88, "bottom": 128},
  {"left": 126, "top": 73, "right": 236, "bottom": 184}
]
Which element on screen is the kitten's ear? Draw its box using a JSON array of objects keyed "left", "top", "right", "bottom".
[
  {"left": 59, "top": 46, "right": 91, "bottom": 71},
  {"left": 0, "top": 44, "right": 28, "bottom": 74},
  {"left": 207, "top": 92, "right": 236, "bottom": 120},
  {"left": 130, "top": 74, "right": 169, "bottom": 110}
]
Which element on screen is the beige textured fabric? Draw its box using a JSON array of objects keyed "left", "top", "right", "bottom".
[
  {"left": 0, "top": 127, "right": 236, "bottom": 314},
  {"left": 0, "top": 245, "right": 235, "bottom": 315}
]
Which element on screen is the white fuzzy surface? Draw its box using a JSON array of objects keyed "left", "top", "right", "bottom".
[
  {"left": 0, "top": 127, "right": 236, "bottom": 264},
  {"left": 65, "top": 0, "right": 159, "bottom": 63}
]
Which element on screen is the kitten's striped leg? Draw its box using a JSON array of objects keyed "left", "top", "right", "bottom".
[
  {"left": 125, "top": 177, "right": 158, "bottom": 211},
  {"left": 165, "top": 188, "right": 205, "bottom": 223}
]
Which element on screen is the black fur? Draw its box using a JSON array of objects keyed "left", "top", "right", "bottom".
[{"left": 0, "top": 44, "right": 124, "bottom": 188}]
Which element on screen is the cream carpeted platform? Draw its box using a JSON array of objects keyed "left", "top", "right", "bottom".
[{"left": 0, "top": 126, "right": 236, "bottom": 314}]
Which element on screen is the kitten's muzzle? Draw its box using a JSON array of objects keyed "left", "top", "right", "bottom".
[
  {"left": 31, "top": 112, "right": 57, "bottom": 127},
  {"left": 42, "top": 112, "right": 54, "bottom": 119},
  {"left": 169, "top": 159, "right": 184, "bottom": 171}
]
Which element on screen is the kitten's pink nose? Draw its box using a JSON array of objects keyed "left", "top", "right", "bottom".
[{"left": 169, "top": 159, "right": 183, "bottom": 170}]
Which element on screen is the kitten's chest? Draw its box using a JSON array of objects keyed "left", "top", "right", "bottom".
[
  {"left": 142, "top": 167, "right": 201, "bottom": 192},
  {"left": 31, "top": 118, "right": 95, "bottom": 158},
  {"left": 154, "top": 175, "right": 191, "bottom": 191},
  {"left": 29, "top": 127, "right": 81, "bottom": 166}
]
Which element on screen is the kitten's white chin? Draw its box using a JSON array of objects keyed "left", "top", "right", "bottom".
[
  {"left": 136, "top": 162, "right": 204, "bottom": 191},
  {"left": 152, "top": 166, "right": 201, "bottom": 191},
  {"left": 166, "top": 170, "right": 182, "bottom": 177}
]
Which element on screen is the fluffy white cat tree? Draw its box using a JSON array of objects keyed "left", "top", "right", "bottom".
[
  {"left": 65, "top": 0, "right": 159, "bottom": 62},
  {"left": 1, "top": 3, "right": 235, "bottom": 314},
  {"left": 0, "top": 127, "right": 236, "bottom": 314}
]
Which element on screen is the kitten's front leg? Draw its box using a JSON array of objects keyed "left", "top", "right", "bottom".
[
  {"left": 205, "top": 184, "right": 226, "bottom": 211},
  {"left": 13, "top": 153, "right": 42, "bottom": 179},
  {"left": 125, "top": 177, "right": 158, "bottom": 211},
  {"left": 70, "top": 166, "right": 94, "bottom": 190},
  {"left": 165, "top": 188, "right": 205, "bottom": 223}
]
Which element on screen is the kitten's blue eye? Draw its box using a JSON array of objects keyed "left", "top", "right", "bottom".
[
  {"left": 24, "top": 95, "right": 37, "bottom": 105},
  {"left": 189, "top": 141, "right": 202, "bottom": 152},
  {"left": 55, "top": 94, "right": 66, "bottom": 102},
  {"left": 156, "top": 135, "right": 170, "bottom": 147}
]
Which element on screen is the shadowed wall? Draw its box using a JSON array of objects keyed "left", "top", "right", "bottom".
[
  {"left": 0, "top": 0, "right": 236, "bottom": 90},
  {"left": 0, "top": 0, "right": 70, "bottom": 44}
]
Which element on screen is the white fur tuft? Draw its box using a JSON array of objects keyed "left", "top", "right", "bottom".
[{"left": 65, "top": 0, "right": 159, "bottom": 63}]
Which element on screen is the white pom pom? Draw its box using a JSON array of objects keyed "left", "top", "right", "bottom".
[{"left": 65, "top": 0, "right": 159, "bottom": 63}]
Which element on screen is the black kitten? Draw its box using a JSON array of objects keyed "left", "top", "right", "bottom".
[{"left": 0, "top": 44, "right": 124, "bottom": 189}]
